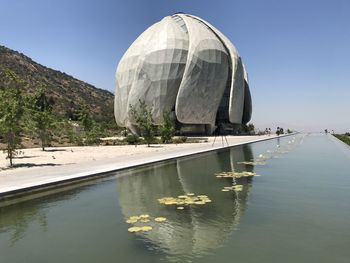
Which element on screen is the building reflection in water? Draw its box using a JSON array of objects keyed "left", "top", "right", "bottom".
[
  {"left": 0, "top": 182, "right": 102, "bottom": 247},
  {"left": 116, "top": 144, "right": 255, "bottom": 260}
]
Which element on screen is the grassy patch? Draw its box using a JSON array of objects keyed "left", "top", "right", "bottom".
[{"left": 334, "top": 134, "right": 350, "bottom": 146}]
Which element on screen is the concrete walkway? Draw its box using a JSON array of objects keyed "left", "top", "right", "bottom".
[{"left": 0, "top": 135, "right": 281, "bottom": 198}]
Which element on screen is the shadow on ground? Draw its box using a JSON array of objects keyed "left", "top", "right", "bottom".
[
  {"left": 13, "top": 156, "right": 39, "bottom": 159},
  {"left": 43, "top": 149, "right": 67, "bottom": 152},
  {"left": 0, "top": 163, "right": 63, "bottom": 171}
]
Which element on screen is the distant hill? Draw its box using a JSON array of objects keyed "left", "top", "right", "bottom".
[{"left": 0, "top": 45, "right": 114, "bottom": 123}]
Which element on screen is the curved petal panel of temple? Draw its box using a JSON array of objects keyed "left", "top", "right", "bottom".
[{"left": 114, "top": 13, "right": 252, "bottom": 135}]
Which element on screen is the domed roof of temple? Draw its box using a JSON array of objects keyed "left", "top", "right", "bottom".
[{"left": 115, "top": 13, "right": 252, "bottom": 135}]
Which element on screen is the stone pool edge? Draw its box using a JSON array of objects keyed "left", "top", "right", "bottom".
[{"left": 0, "top": 134, "right": 295, "bottom": 200}]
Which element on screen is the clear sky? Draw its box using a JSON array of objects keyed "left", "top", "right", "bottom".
[{"left": 1, "top": 0, "right": 349, "bottom": 132}]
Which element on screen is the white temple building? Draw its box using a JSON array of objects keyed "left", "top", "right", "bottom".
[{"left": 114, "top": 13, "right": 252, "bottom": 135}]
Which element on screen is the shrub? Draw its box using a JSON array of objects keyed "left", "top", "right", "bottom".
[
  {"left": 173, "top": 136, "right": 187, "bottom": 144},
  {"left": 125, "top": 134, "right": 141, "bottom": 145},
  {"left": 84, "top": 129, "right": 102, "bottom": 145}
]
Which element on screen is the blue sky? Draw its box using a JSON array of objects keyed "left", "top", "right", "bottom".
[{"left": 1, "top": 0, "right": 349, "bottom": 132}]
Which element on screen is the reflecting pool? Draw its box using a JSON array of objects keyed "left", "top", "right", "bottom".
[{"left": 1, "top": 134, "right": 350, "bottom": 263}]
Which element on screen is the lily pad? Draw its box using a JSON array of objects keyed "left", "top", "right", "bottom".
[
  {"left": 126, "top": 219, "right": 138, "bottom": 224},
  {"left": 140, "top": 226, "right": 153, "bottom": 232},
  {"left": 128, "top": 226, "right": 142, "bottom": 233},
  {"left": 154, "top": 217, "right": 167, "bottom": 222},
  {"left": 139, "top": 214, "right": 150, "bottom": 219}
]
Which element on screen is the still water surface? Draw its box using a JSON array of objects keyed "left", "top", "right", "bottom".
[{"left": 1, "top": 134, "right": 350, "bottom": 263}]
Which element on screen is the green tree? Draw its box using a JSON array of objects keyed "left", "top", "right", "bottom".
[
  {"left": 28, "top": 86, "right": 55, "bottom": 151},
  {"left": 77, "top": 102, "right": 93, "bottom": 132},
  {"left": 129, "top": 100, "right": 157, "bottom": 147},
  {"left": 76, "top": 102, "right": 104, "bottom": 145},
  {"left": 85, "top": 123, "right": 102, "bottom": 145},
  {"left": 241, "top": 123, "right": 255, "bottom": 135},
  {"left": 0, "top": 70, "right": 25, "bottom": 166},
  {"left": 160, "top": 111, "right": 175, "bottom": 143}
]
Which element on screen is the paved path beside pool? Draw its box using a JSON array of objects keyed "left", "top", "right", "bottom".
[{"left": 0, "top": 135, "right": 284, "bottom": 198}]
